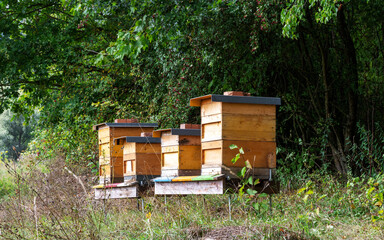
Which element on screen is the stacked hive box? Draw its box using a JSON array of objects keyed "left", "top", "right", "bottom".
[
  {"left": 93, "top": 119, "right": 157, "bottom": 184},
  {"left": 153, "top": 124, "right": 201, "bottom": 177},
  {"left": 113, "top": 133, "right": 161, "bottom": 184},
  {"left": 190, "top": 92, "right": 281, "bottom": 179}
]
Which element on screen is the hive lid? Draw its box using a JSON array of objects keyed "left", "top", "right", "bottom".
[
  {"left": 113, "top": 136, "right": 161, "bottom": 144},
  {"left": 93, "top": 122, "right": 158, "bottom": 131},
  {"left": 153, "top": 128, "right": 201, "bottom": 138},
  {"left": 189, "top": 94, "right": 281, "bottom": 107}
]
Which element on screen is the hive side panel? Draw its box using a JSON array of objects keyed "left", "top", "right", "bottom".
[
  {"left": 136, "top": 153, "right": 162, "bottom": 176},
  {"left": 201, "top": 99, "right": 222, "bottom": 117},
  {"left": 179, "top": 146, "right": 201, "bottom": 170},
  {"left": 201, "top": 141, "right": 223, "bottom": 166},
  {"left": 100, "top": 164, "right": 111, "bottom": 177},
  {"left": 162, "top": 152, "right": 179, "bottom": 168},
  {"left": 221, "top": 114, "right": 276, "bottom": 141},
  {"left": 123, "top": 142, "right": 136, "bottom": 155},
  {"left": 136, "top": 143, "right": 161, "bottom": 154},
  {"left": 98, "top": 127, "right": 110, "bottom": 142},
  {"left": 161, "top": 135, "right": 179, "bottom": 147},
  {"left": 202, "top": 122, "right": 222, "bottom": 142},
  {"left": 109, "top": 127, "right": 155, "bottom": 138},
  {"left": 111, "top": 144, "right": 124, "bottom": 158},
  {"left": 179, "top": 135, "right": 201, "bottom": 146},
  {"left": 222, "top": 140, "right": 276, "bottom": 168},
  {"left": 221, "top": 103, "right": 276, "bottom": 116}
]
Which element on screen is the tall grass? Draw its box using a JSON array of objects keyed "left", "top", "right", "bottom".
[
  {"left": 0, "top": 154, "right": 383, "bottom": 239},
  {"left": 0, "top": 158, "right": 16, "bottom": 201}
]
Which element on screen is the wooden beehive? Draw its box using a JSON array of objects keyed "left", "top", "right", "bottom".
[
  {"left": 153, "top": 125, "right": 201, "bottom": 177},
  {"left": 113, "top": 135, "right": 161, "bottom": 183},
  {"left": 190, "top": 92, "right": 281, "bottom": 179},
  {"left": 93, "top": 121, "right": 158, "bottom": 184}
]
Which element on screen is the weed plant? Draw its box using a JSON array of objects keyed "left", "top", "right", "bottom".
[{"left": 0, "top": 153, "right": 383, "bottom": 239}]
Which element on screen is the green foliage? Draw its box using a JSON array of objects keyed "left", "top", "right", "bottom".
[
  {"left": 1, "top": 0, "right": 384, "bottom": 175},
  {"left": 0, "top": 156, "right": 16, "bottom": 200},
  {"left": 0, "top": 111, "right": 36, "bottom": 160}
]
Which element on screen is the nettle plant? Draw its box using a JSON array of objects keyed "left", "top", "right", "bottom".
[{"left": 230, "top": 144, "right": 269, "bottom": 212}]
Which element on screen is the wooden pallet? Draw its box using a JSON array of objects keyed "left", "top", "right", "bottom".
[
  {"left": 153, "top": 174, "right": 225, "bottom": 195},
  {"left": 93, "top": 182, "right": 139, "bottom": 199}
]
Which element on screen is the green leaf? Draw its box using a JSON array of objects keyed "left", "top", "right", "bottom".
[
  {"left": 229, "top": 144, "right": 238, "bottom": 150},
  {"left": 240, "top": 167, "right": 246, "bottom": 178},
  {"left": 248, "top": 176, "right": 253, "bottom": 185},
  {"left": 246, "top": 188, "right": 257, "bottom": 196},
  {"left": 239, "top": 147, "right": 244, "bottom": 154},
  {"left": 254, "top": 179, "right": 260, "bottom": 186},
  {"left": 297, "top": 187, "right": 306, "bottom": 194},
  {"left": 245, "top": 160, "right": 252, "bottom": 169},
  {"left": 231, "top": 153, "right": 240, "bottom": 164}
]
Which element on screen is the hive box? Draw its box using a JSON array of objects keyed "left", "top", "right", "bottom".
[
  {"left": 113, "top": 135, "right": 161, "bottom": 184},
  {"left": 190, "top": 93, "right": 281, "bottom": 179},
  {"left": 153, "top": 126, "right": 201, "bottom": 177},
  {"left": 93, "top": 121, "right": 158, "bottom": 184}
]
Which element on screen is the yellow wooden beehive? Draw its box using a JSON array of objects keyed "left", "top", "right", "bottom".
[
  {"left": 190, "top": 92, "right": 281, "bottom": 179},
  {"left": 113, "top": 133, "right": 161, "bottom": 184},
  {"left": 153, "top": 124, "right": 201, "bottom": 177},
  {"left": 93, "top": 119, "right": 158, "bottom": 184}
]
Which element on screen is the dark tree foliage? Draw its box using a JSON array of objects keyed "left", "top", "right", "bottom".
[
  {"left": 0, "top": 0, "right": 383, "bottom": 175},
  {"left": 0, "top": 111, "right": 34, "bottom": 160}
]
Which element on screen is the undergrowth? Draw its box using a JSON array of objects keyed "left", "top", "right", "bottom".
[{"left": 0, "top": 154, "right": 383, "bottom": 239}]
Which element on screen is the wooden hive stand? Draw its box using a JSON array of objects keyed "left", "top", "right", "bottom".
[
  {"left": 153, "top": 124, "right": 226, "bottom": 195},
  {"left": 93, "top": 119, "right": 158, "bottom": 184},
  {"left": 190, "top": 92, "right": 281, "bottom": 180}
]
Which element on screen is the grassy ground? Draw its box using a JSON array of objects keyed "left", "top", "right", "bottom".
[{"left": 0, "top": 156, "right": 383, "bottom": 239}]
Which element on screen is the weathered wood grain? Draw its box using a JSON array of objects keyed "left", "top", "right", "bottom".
[{"left": 155, "top": 180, "right": 224, "bottom": 195}]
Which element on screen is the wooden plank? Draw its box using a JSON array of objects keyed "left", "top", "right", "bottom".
[
  {"left": 98, "top": 128, "right": 110, "bottom": 141},
  {"left": 111, "top": 144, "right": 124, "bottom": 157},
  {"left": 202, "top": 148, "right": 222, "bottom": 165},
  {"left": 99, "top": 143, "right": 110, "bottom": 158},
  {"left": 123, "top": 153, "right": 136, "bottom": 161},
  {"left": 201, "top": 141, "right": 222, "bottom": 150},
  {"left": 109, "top": 127, "right": 153, "bottom": 138},
  {"left": 201, "top": 99, "right": 221, "bottom": 117},
  {"left": 99, "top": 164, "right": 111, "bottom": 177},
  {"left": 161, "top": 168, "right": 179, "bottom": 177},
  {"left": 123, "top": 142, "right": 136, "bottom": 155},
  {"left": 161, "top": 135, "right": 179, "bottom": 147},
  {"left": 94, "top": 185, "right": 138, "bottom": 199},
  {"left": 136, "top": 143, "right": 161, "bottom": 154},
  {"left": 155, "top": 180, "right": 224, "bottom": 195},
  {"left": 222, "top": 114, "right": 275, "bottom": 141},
  {"left": 179, "top": 145, "right": 201, "bottom": 170},
  {"left": 136, "top": 153, "right": 162, "bottom": 176},
  {"left": 222, "top": 140, "right": 276, "bottom": 168},
  {"left": 221, "top": 103, "right": 275, "bottom": 116},
  {"left": 162, "top": 152, "right": 179, "bottom": 168},
  {"left": 202, "top": 122, "right": 222, "bottom": 142},
  {"left": 99, "top": 136, "right": 110, "bottom": 144},
  {"left": 172, "top": 176, "right": 199, "bottom": 182},
  {"left": 201, "top": 114, "right": 222, "bottom": 124},
  {"left": 111, "top": 164, "right": 124, "bottom": 178},
  {"left": 99, "top": 156, "right": 110, "bottom": 165},
  {"left": 161, "top": 145, "right": 179, "bottom": 153},
  {"left": 110, "top": 157, "right": 124, "bottom": 167},
  {"left": 179, "top": 135, "right": 201, "bottom": 146},
  {"left": 201, "top": 166, "right": 222, "bottom": 176}
]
